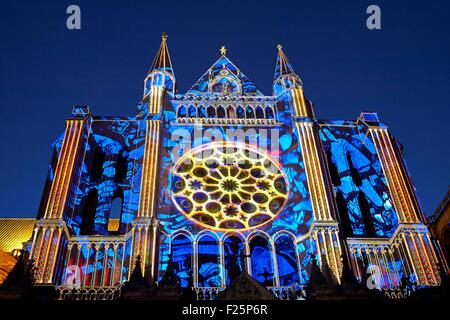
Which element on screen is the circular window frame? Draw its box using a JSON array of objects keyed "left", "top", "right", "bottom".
[{"left": 170, "top": 142, "right": 289, "bottom": 231}]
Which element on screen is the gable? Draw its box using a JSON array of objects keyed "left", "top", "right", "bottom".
[{"left": 188, "top": 56, "right": 263, "bottom": 96}]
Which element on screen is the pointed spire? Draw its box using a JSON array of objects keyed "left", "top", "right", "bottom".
[
  {"left": 148, "top": 32, "right": 174, "bottom": 75},
  {"left": 159, "top": 252, "right": 180, "bottom": 287},
  {"left": 143, "top": 33, "right": 176, "bottom": 99},
  {"left": 339, "top": 253, "right": 363, "bottom": 289},
  {"left": 274, "top": 44, "right": 298, "bottom": 80},
  {"left": 126, "top": 255, "right": 146, "bottom": 289},
  {"left": 308, "top": 254, "right": 327, "bottom": 286},
  {"left": 320, "top": 254, "right": 339, "bottom": 287},
  {"left": 273, "top": 44, "right": 303, "bottom": 95}
]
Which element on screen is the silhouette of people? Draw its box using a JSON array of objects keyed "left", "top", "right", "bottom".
[{"left": 226, "top": 251, "right": 250, "bottom": 282}]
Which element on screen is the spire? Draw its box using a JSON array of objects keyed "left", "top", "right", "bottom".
[
  {"left": 159, "top": 252, "right": 180, "bottom": 287},
  {"left": 143, "top": 33, "right": 176, "bottom": 99},
  {"left": 274, "top": 44, "right": 299, "bottom": 80},
  {"left": 148, "top": 32, "right": 174, "bottom": 75},
  {"left": 126, "top": 255, "right": 146, "bottom": 289},
  {"left": 339, "top": 253, "right": 362, "bottom": 289},
  {"left": 273, "top": 44, "right": 303, "bottom": 96}
]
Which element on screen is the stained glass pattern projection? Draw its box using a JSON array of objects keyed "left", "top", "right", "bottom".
[{"left": 172, "top": 143, "right": 288, "bottom": 231}]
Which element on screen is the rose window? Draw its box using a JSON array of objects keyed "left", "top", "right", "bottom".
[{"left": 171, "top": 143, "right": 288, "bottom": 230}]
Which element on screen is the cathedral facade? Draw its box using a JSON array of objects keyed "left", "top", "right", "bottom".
[{"left": 29, "top": 34, "right": 445, "bottom": 298}]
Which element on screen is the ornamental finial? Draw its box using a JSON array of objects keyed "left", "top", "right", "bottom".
[
  {"left": 277, "top": 44, "right": 283, "bottom": 51},
  {"left": 162, "top": 32, "right": 168, "bottom": 41},
  {"left": 220, "top": 45, "right": 227, "bottom": 56}
]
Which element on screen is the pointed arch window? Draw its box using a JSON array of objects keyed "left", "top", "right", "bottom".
[
  {"left": 236, "top": 106, "right": 245, "bottom": 119},
  {"left": 197, "top": 235, "right": 221, "bottom": 287},
  {"left": 177, "top": 105, "right": 187, "bottom": 118},
  {"left": 275, "top": 235, "right": 299, "bottom": 286},
  {"left": 223, "top": 235, "right": 244, "bottom": 285},
  {"left": 217, "top": 106, "right": 226, "bottom": 118},
  {"left": 188, "top": 105, "right": 197, "bottom": 117},
  {"left": 246, "top": 106, "right": 255, "bottom": 119},
  {"left": 249, "top": 235, "right": 274, "bottom": 286},
  {"left": 207, "top": 106, "right": 216, "bottom": 118},
  {"left": 152, "top": 73, "right": 163, "bottom": 86},
  {"left": 255, "top": 106, "right": 264, "bottom": 119},
  {"left": 172, "top": 234, "right": 192, "bottom": 288},
  {"left": 198, "top": 105, "right": 206, "bottom": 118},
  {"left": 226, "top": 105, "right": 235, "bottom": 118},
  {"left": 265, "top": 107, "right": 275, "bottom": 119}
]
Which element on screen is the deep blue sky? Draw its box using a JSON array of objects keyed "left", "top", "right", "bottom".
[{"left": 0, "top": 0, "right": 449, "bottom": 218}]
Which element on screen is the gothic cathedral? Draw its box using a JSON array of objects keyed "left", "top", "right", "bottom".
[{"left": 30, "top": 34, "right": 444, "bottom": 299}]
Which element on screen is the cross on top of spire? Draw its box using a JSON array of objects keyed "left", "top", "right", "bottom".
[
  {"left": 220, "top": 45, "right": 227, "bottom": 56},
  {"left": 273, "top": 44, "right": 303, "bottom": 95},
  {"left": 147, "top": 32, "right": 173, "bottom": 75}
]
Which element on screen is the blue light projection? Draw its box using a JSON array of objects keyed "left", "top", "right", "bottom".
[
  {"left": 250, "top": 236, "right": 274, "bottom": 286},
  {"left": 188, "top": 56, "right": 262, "bottom": 96},
  {"left": 172, "top": 234, "right": 192, "bottom": 288},
  {"left": 275, "top": 234, "right": 299, "bottom": 286},
  {"left": 197, "top": 235, "right": 221, "bottom": 287},
  {"left": 319, "top": 121, "right": 398, "bottom": 237},
  {"left": 41, "top": 42, "right": 414, "bottom": 292},
  {"left": 223, "top": 235, "right": 245, "bottom": 285}
]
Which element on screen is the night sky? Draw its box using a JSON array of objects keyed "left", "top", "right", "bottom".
[{"left": 0, "top": 0, "right": 449, "bottom": 218}]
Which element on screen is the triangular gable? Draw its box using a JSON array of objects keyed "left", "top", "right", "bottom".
[
  {"left": 217, "top": 271, "right": 276, "bottom": 300},
  {"left": 188, "top": 56, "right": 263, "bottom": 96}
]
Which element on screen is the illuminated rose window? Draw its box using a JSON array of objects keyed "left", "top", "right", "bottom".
[{"left": 171, "top": 143, "right": 288, "bottom": 230}]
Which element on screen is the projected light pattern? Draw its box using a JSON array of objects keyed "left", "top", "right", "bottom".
[
  {"left": 223, "top": 235, "right": 245, "bottom": 285},
  {"left": 29, "top": 34, "right": 441, "bottom": 296},
  {"left": 172, "top": 143, "right": 288, "bottom": 230},
  {"left": 197, "top": 235, "right": 221, "bottom": 287},
  {"left": 172, "top": 234, "right": 192, "bottom": 287},
  {"left": 275, "top": 234, "right": 300, "bottom": 286},
  {"left": 319, "top": 121, "right": 398, "bottom": 237},
  {"left": 250, "top": 235, "right": 274, "bottom": 286}
]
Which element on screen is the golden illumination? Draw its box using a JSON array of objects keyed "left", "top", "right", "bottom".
[
  {"left": 172, "top": 143, "right": 288, "bottom": 230},
  {"left": 295, "top": 122, "right": 332, "bottom": 221},
  {"left": 369, "top": 128, "right": 419, "bottom": 223},
  {"left": 0, "top": 218, "right": 35, "bottom": 253}
]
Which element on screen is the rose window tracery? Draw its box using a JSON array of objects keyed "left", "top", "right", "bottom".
[{"left": 171, "top": 143, "right": 288, "bottom": 230}]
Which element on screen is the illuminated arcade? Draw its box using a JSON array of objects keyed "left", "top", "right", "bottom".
[{"left": 21, "top": 34, "right": 446, "bottom": 300}]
